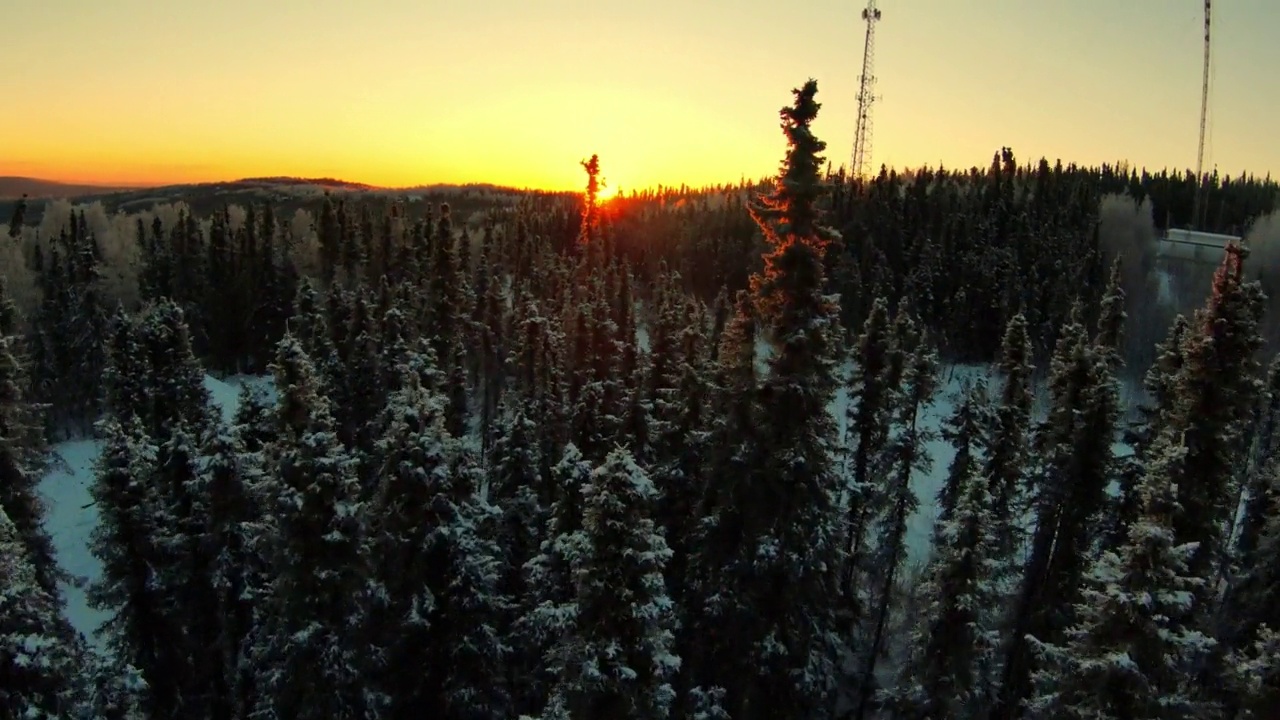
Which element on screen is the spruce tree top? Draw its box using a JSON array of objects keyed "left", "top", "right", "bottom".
[{"left": 747, "top": 80, "right": 840, "bottom": 252}]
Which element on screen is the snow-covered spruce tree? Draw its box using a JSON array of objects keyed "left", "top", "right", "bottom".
[
  {"left": 488, "top": 397, "right": 548, "bottom": 714},
  {"left": 427, "top": 203, "right": 465, "bottom": 366},
  {"left": 994, "top": 303, "right": 1121, "bottom": 720},
  {"left": 489, "top": 398, "right": 545, "bottom": 602},
  {"left": 685, "top": 289, "right": 760, "bottom": 699},
  {"left": 231, "top": 382, "right": 278, "bottom": 455},
  {"left": 524, "top": 305, "right": 571, "bottom": 484},
  {"left": 1236, "top": 355, "right": 1280, "bottom": 564},
  {"left": 88, "top": 416, "right": 184, "bottom": 719},
  {"left": 983, "top": 311, "right": 1034, "bottom": 591},
  {"left": 1025, "top": 433, "right": 1217, "bottom": 720},
  {"left": 537, "top": 447, "right": 679, "bottom": 720},
  {"left": 202, "top": 422, "right": 272, "bottom": 719},
  {"left": 612, "top": 263, "right": 643, "bottom": 451},
  {"left": 376, "top": 305, "right": 414, "bottom": 392},
  {"left": 134, "top": 300, "right": 230, "bottom": 714},
  {"left": 1227, "top": 624, "right": 1280, "bottom": 719},
  {"left": 936, "top": 380, "right": 989, "bottom": 528},
  {"left": 1156, "top": 245, "right": 1265, "bottom": 706},
  {"left": 136, "top": 298, "right": 217, "bottom": 439},
  {"left": 150, "top": 423, "right": 227, "bottom": 716},
  {"left": 475, "top": 226, "right": 509, "bottom": 449},
  {"left": 0, "top": 505, "right": 85, "bottom": 718},
  {"left": 1108, "top": 315, "right": 1189, "bottom": 550},
  {"left": 841, "top": 295, "right": 894, "bottom": 617},
  {"left": 334, "top": 290, "right": 384, "bottom": 460},
  {"left": 86, "top": 657, "right": 149, "bottom": 720},
  {"left": 650, "top": 292, "right": 712, "bottom": 609},
  {"left": 855, "top": 308, "right": 940, "bottom": 720},
  {"left": 103, "top": 305, "right": 150, "bottom": 424},
  {"left": 636, "top": 267, "right": 677, "bottom": 461},
  {"left": 520, "top": 443, "right": 594, "bottom": 710},
  {"left": 569, "top": 269, "right": 624, "bottom": 462},
  {"left": 878, "top": 383, "right": 1000, "bottom": 720},
  {"left": 1166, "top": 244, "right": 1264, "bottom": 596},
  {"left": 1224, "top": 463, "right": 1280, "bottom": 715},
  {"left": 365, "top": 366, "right": 508, "bottom": 719},
  {"left": 444, "top": 318, "right": 472, "bottom": 440},
  {"left": 252, "top": 335, "right": 373, "bottom": 720},
  {"left": 440, "top": 447, "right": 511, "bottom": 719},
  {"left": 1094, "top": 257, "right": 1126, "bottom": 372},
  {"left": 647, "top": 268, "right": 686, "bottom": 442},
  {"left": 588, "top": 269, "right": 629, "bottom": 448},
  {"left": 289, "top": 277, "right": 342, "bottom": 395},
  {"left": 704, "top": 79, "right": 847, "bottom": 719},
  {"left": 0, "top": 297, "right": 63, "bottom": 600},
  {"left": 325, "top": 283, "right": 355, "bottom": 375}
]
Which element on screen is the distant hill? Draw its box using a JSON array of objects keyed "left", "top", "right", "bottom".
[
  {"left": 0, "top": 175, "right": 549, "bottom": 229},
  {"left": 0, "top": 177, "right": 144, "bottom": 199},
  {"left": 236, "top": 176, "right": 378, "bottom": 191}
]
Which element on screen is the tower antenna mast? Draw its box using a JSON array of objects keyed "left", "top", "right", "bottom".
[
  {"left": 850, "top": 0, "right": 883, "bottom": 179},
  {"left": 1192, "top": 0, "right": 1211, "bottom": 230}
]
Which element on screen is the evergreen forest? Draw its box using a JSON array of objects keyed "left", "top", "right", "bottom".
[{"left": 4, "top": 79, "right": 1280, "bottom": 719}]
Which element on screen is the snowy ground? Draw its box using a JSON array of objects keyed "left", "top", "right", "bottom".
[
  {"left": 38, "top": 363, "right": 1041, "bottom": 644},
  {"left": 38, "top": 374, "right": 268, "bottom": 645}
]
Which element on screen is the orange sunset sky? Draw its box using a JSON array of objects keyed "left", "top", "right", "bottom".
[{"left": 3, "top": 0, "right": 1278, "bottom": 192}]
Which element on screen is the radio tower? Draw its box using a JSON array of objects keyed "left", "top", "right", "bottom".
[
  {"left": 850, "top": 0, "right": 883, "bottom": 179},
  {"left": 1192, "top": 0, "right": 1211, "bottom": 230}
]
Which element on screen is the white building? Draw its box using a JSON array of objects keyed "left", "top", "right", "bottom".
[{"left": 1156, "top": 228, "right": 1244, "bottom": 266}]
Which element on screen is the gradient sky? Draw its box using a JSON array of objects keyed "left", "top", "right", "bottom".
[{"left": 3, "top": 0, "right": 1277, "bottom": 191}]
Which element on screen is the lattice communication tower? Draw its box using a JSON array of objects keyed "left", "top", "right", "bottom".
[
  {"left": 1192, "top": 0, "right": 1212, "bottom": 230},
  {"left": 850, "top": 0, "right": 883, "bottom": 179}
]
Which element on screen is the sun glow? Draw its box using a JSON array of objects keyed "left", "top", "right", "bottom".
[{"left": 596, "top": 182, "right": 619, "bottom": 202}]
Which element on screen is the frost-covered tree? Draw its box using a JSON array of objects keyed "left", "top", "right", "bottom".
[
  {"left": 0, "top": 301, "right": 61, "bottom": 599},
  {"left": 0, "top": 505, "right": 85, "bottom": 718},
  {"left": 366, "top": 367, "right": 509, "bottom": 719},
  {"left": 1227, "top": 624, "right": 1280, "bottom": 719},
  {"left": 520, "top": 443, "right": 594, "bottom": 709},
  {"left": 202, "top": 423, "right": 272, "bottom": 719},
  {"left": 984, "top": 312, "right": 1034, "bottom": 574},
  {"left": 879, "top": 385, "right": 999, "bottom": 719},
  {"left": 936, "top": 380, "right": 989, "bottom": 526},
  {"left": 137, "top": 299, "right": 216, "bottom": 439},
  {"left": 489, "top": 398, "right": 545, "bottom": 604},
  {"left": 1109, "top": 315, "right": 1189, "bottom": 550},
  {"left": 488, "top": 399, "right": 546, "bottom": 712},
  {"left": 1236, "top": 355, "right": 1280, "bottom": 564},
  {"left": 856, "top": 308, "right": 939, "bottom": 720},
  {"left": 1225, "top": 463, "right": 1280, "bottom": 713},
  {"left": 88, "top": 417, "right": 182, "bottom": 719},
  {"left": 841, "top": 295, "right": 894, "bottom": 614},
  {"left": 538, "top": 448, "right": 679, "bottom": 720},
  {"left": 252, "top": 335, "right": 373, "bottom": 720},
  {"left": 103, "top": 306, "right": 149, "bottom": 424},
  {"left": 685, "top": 290, "right": 759, "bottom": 698},
  {"left": 149, "top": 423, "right": 226, "bottom": 717},
  {"left": 86, "top": 657, "right": 149, "bottom": 720},
  {"left": 1026, "top": 434, "right": 1217, "bottom": 720},
  {"left": 1166, "top": 245, "right": 1264, "bottom": 595},
  {"left": 702, "top": 78, "right": 847, "bottom": 719},
  {"left": 1094, "top": 258, "right": 1126, "bottom": 370},
  {"left": 995, "top": 303, "right": 1121, "bottom": 720},
  {"left": 650, "top": 295, "right": 712, "bottom": 617}
]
